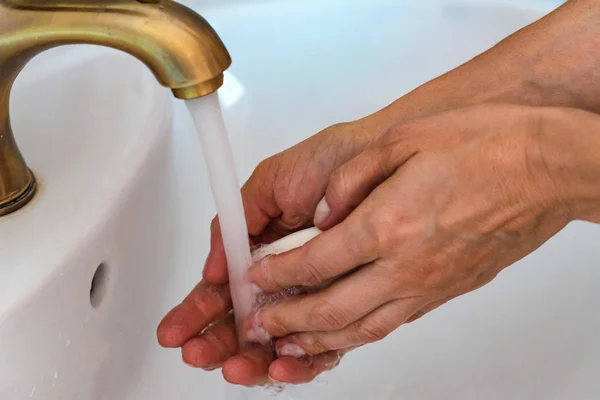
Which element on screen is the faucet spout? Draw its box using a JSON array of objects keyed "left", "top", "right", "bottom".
[{"left": 0, "top": 0, "right": 232, "bottom": 216}]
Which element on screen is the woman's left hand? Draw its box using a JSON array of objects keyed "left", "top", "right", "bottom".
[{"left": 247, "top": 103, "right": 600, "bottom": 357}]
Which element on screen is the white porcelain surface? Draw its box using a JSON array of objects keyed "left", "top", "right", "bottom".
[
  {"left": 2, "top": 0, "right": 598, "bottom": 399},
  {"left": 0, "top": 48, "right": 174, "bottom": 399}
]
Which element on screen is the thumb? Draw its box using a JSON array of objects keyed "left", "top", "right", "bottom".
[
  {"left": 314, "top": 143, "right": 417, "bottom": 229},
  {"left": 202, "top": 218, "right": 229, "bottom": 284}
]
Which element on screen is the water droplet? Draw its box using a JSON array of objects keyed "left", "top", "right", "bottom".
[
  {"left": 65, "top": 339, "right": 71, "bottom": 347},
  {"left": 314, "top": 375, "right": 328, "bottom": 387},
  {"left": 53, "top": 371, "right": 59, "bottom": 379},
  {"left": 29, "top": 384, "right": 36, "bottom": 398},
  {"left": 262, "top": 383, "right": 286, "bottom": 396},
  {"left": 84, "top": 316, "right": 90, "bottom": 323}
]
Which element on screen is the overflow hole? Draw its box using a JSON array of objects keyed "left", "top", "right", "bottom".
[{"left": 90, "top": 263, "right": 109, "bottom": 308}]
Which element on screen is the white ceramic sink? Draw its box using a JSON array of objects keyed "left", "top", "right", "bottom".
[
  {"left": 4, "top": 0, "right": 600, "bottom": 399},
  {"left": 0, "top": 46, "right": 175, "bottom": 399}
]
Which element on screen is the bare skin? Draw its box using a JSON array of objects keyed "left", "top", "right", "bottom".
[
  {"left": 249, "top": 103, "right": 600, "bottom": 356},
  {"left": 157, "top": 0, "right": 600, "bottom": 386}
]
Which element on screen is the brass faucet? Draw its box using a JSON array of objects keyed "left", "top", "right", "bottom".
[{"left": 0, "top": 0, "right": 231, "bottom": 216}]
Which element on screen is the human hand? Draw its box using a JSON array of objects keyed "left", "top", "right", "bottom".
[
  {"left": 156, "top": 0, "right": 600, "bottom": 385},
  {"left": 156, "top": 279, "right": 347, "bottom": 386},
  {"left": 157, "top": 120, "right": 384, "bottom": 386},
  {"left": 247, "top": 103, "right": 600, "bottom": 357}
]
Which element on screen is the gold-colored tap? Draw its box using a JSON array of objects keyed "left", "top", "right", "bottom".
[{"left": 0, "top": 0, "right": 232, "bottom": 216}]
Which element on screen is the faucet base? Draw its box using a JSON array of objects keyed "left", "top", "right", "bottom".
[{"left": 0, "top": 173, "right": 36, "bottom": 217}]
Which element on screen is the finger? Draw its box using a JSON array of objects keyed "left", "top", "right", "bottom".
[
  {"left": 315, "top": 144, "right": 418, "bottom": 229},
  {"left": 181, "top": 314, "right": 238, "bottom": 369},
  {"left": 157, "top": 282, "right": 232, "bottom": 348},
  {"left": 406, "top": 296, "right": 453, "bottom": 323},
  {"left": 203, "top": 218, "right": 229, "bottom": 285},
  {"left": 255, "top": 262, "right": 397, "bottom": 337},
  {"left": 248, "top": 216, "right": 379, "bottom": 292},
  {"left": 268, "top": 351, "right": 343, "bottom": 384},
  {"left": 222, "top": 346, "right": 272, "bottom": 387},
  {"left": 274, "top": 298, "right": 425, "bottom": 356}
]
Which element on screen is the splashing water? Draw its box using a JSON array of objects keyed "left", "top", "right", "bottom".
[{"left": 186, "top": 93, "right": 261, "bottom": 347}]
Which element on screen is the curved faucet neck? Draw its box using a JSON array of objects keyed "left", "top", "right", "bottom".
[{"left": 0, "top": 0, "right": 231, "bottom": 216}]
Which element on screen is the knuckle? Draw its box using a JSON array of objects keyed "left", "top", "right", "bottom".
[
  {"left": 320, "top": 122, "right": 352, "bottom": 141},
  {"left": 406, "top": 312, "right": 424, "bottom": 324},
  {"left": 303, "top": 335, "right": 329, "bottom": 355},
  {"left": 308, "top": 299, "right": 348, "bottom": 331},
  {"left": 354, "top": 223, "right": 381, "bottom": 255},
  {"left": 200, "top": 329, "right": 222, "bottom": 349},
  {"left": 189, "top": 290, "right": 214, "bottom": 315},
  {"left": 263, "top": 311, "right": 291, "bottom": 337},
  {"left": 326, "top": 167, "right": 354, "bottom": 212},
  {"left": 254, "top": 258, "right": 282, "bottom": 292},
  {"left": 252, "top": 157, "right": 278, "bottom": 195},
  {"left": 329, "top": 166, "right": 350, "bottom": 197},
  {"left": 260, "top": 261, "right": 279, "bottom": 290},
  {"left": 361, "top": 213, "right": 398, "bottom": 251},
  {"left": 412, "top": 309, "right": 427, "bottom": 320},
  {"left": 272, "top": 197, "right": 311, "bottom": 231},
  {"left": 326, "top": 122, "right": 350, "bottom": 132},
  {"left": 384, "top": 121, "right": 415, "bottom": 141},
  {"left": 296, "top": 251, "right": 327, "bottom": 287},
  {"left": 277, "top": 209, "right": 310, "bottom": 231},
  {"left": 378, "top": 144, "right": 398, "bottom": 171},
  {"left": 377, "top": 128, "right": 419, "bottom": 171},
  {"left": 254, "top": 158, "right": 273, "bottom": 177},
  {"left": 353, "top": 319, "right": 390, "bottom": 344}
]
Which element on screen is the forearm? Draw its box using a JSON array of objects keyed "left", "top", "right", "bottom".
[{"left": 368, "top": 0, "right": 600, "bottom": 129}]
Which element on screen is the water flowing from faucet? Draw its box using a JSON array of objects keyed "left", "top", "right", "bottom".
[
  {"left": 186, "top": 93, "right": 339, "bottom": 400},
  {"left": 185, "top": 93, "right": 259, "bottom": 347}
]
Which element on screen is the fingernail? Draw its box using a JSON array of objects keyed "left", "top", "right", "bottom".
[
  {"left": 277, "top": 343, "right": 306, "bottom": 358},
  {"left": 313, "top": 197, "right": 331, "bottom": 226}
]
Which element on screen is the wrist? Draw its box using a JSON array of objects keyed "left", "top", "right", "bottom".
[
  {"left": 512, "top": 0, "right": 600, "bottom": 114},
  {"left": 538, "top": 107, "right": 600, "bottom": 224}
]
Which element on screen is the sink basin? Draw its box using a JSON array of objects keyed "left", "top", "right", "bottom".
[
  {"left": 3, "top": 0, "right": 600, "bottom": 399},
  {"left": 0, "top": 46, "right": 174, "bottom": 399}
]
